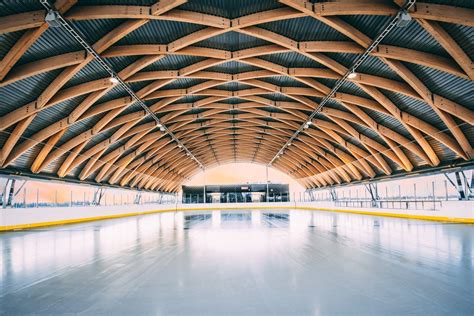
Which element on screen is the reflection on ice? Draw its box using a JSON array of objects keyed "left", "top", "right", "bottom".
[{"left": 0, "top": 209, "right": 473, "bottom": 314}]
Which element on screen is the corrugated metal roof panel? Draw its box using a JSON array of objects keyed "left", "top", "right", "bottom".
[
  {"left": 0, "top": 69, "right": 63, "bottom": 116},
  {"left": 420, "top": 0, "right": 473, "bottom": 9},
  {"left": 404, "top": 63, "right": 473, "bottom": 108},
  {"left": 19, "top": 26, "right": 83, "bottom": 64},
  {"left": 129, "top": 80, "right": 154, "bottom": 94},
  {"left": 0, "top": 0, "right": 42, "bottom": 16},
  {"left": 161, "top": 78, "right": 207, "bottom": 89},
  {"left": 260, "top": 52, "right": 323, "bottom": 68},
  {"left": 426, "top": 135, "right": 459, "bottom": 162},
  {"left": 441, "top": 23, "right": 473, "bottom": 60},
  {"left": 363, "top": 107, "right": 413, "bottom": 139},
  {"left": 64, "top": 59, "right": 110, "bottom": 88},
  {"left": 215, "top": 82, "right": 253, "bottom": 91},
  {"left": 180, "top": 0, "right": 283, "bottom": 19},
  {"left": 105, "top": 56, "right": 142, "bottom": 73},
  {"left": 0, "top": 126, "right": 13, "bottom": 149},
  {"left": 381, "top": 90, "right": 445, "bottom": 129},
  {"left": 339, "top": 15, "right": 390, "bottom": 41},
  {"left": 382, "top": 15, "right": 448, "bottom": 57},
  {"left": 355, "top": 55, "right": 401, "bottom": 81},
  {"left": 73, "top": 18, "right": 127, "bottom": 46},
  {"left": 263, "top": 93, "right": 297, "bottom": 102},
  {"left": 121, "top": 103, "right": 147, "bottom": 116},
  {"left": 79, "top": 0, "right": 157, "bottom": 5},
  {"left": 0, "top": 31, "right": 26, "bottom": 59},
  {"left": 117, "top": 19, "right": 206, "bottom": 45},
  {"left": 260, "top": 76, "right": 308, "bottom": 87},
  {"left": 39, "top": 152, "right": 68, "bottom": 175},
  {"left": 207, "top": 61, "right": 259, "bottom": 74},
  {"left": 68, "top": 160, "right": 90, "bottom": 179},
  {"left": 260, "top": 16, "right": 350, "bottom": 42},
  {"left": 23, "top": 95, "right": 89, "bottom": 139},
  {"left": 326, "top": 53, "right": 401, "bottom": 81},
  {"left": 336, "top": 80, "right": 372, "bottom": 99},
  {"left": 93, "top": 84, "right": 131, "bottom": 104},
  {"left": 196, "top": 31, "right": 270, "bottom": 51},
  {"left": 219, "top": 98, "right": 248, "bottom": 105},
  {"left": 143, "top": 54, "right": 205, "bottom": 71},
  {"left": 10, "top": 142, "right": 43, "bottom": 171},
  {"left": 169, "top": 95, "right": 207, "bottom": 104},
  {"left": 350, "top": 123, "right": 387, "bottom": 147}
]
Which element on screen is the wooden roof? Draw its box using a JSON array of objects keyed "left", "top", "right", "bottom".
[{"left": 0, "top": 0, "right": 472, "bottom": 192}]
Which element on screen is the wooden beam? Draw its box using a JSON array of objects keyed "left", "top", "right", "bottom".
[
  {"left": 0, "top": 11, "right": 44, "bottom": 35},
  {"left": 151, "top": 0, "right": 187, "bottom": 15},
  {"left": 417, "top": 19, "right": 474, "bottom": 80},
  {"left": 0, "top": 0, "right": 77, "bottom": 81}
]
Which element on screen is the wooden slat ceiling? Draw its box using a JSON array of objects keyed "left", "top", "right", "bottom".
[{"left": 0, "top": 0, "right": 472, "bottom": 192}]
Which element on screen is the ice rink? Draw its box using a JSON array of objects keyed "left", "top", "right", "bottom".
[{"left": 1, "top": 209, "right": 473, "bottom": 315}]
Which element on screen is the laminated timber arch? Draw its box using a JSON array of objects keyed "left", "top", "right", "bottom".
[{"left": 0, "top": 0, "right": 472, "bottom": 192}]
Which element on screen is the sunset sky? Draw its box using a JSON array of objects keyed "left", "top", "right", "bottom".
[{"left": 185, "top": 162, "right": 305, "bottom": 193}]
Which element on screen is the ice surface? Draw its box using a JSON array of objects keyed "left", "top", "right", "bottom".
[{"left": 1, "top": 209, "right": 473, "bottom": 315}]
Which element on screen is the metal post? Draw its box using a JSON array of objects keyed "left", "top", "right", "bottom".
[
  {"left": 2, "top": 178, "right": 12, "bottom": 208},
  {"left": 444, "top": 172, "right": 470, "bottom": 200},
  {"left": 414, "top": 183, "right": 417, "bottom": 209},
  {"left": 444, "top": 180, "right": 448, "bottom": 201},
  {"left": 203, "top": 169, "right": 206, "bottom": 204},
  {"left": 329, "top": 187, "right": 337, "bottom": 202},
  {"left": 37, "top": 188, "right": 39, "bottom": 208},
  {"left": 266, "top": 165, "right": 269, "bottom": 202},
  {"left": 1, "top": 180, "right": 6, "bottom": 208},
  {"left": 7, "top": 179, "right": 15, "bottom": 207},
  {"left": 398, "top": 185, "right": 401, "bottom": 209},
  {"left": 365, "top": 183, "right": 379, "bottom": 208}
]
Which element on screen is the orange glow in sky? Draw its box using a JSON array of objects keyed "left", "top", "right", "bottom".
[{"left": 184, "top": 163, "right": 305, "bottom": 193}]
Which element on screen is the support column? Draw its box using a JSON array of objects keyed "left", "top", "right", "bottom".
[
  {"left": 0, "top": 178, "right": 24, "bottom": 208},
  {"left": 365, "top": 183, "right": 380, "bottom": 207},
  {"left": 93, "top": 187, "right": 106, "bottom": 206},
  {"left": 7, "top": 179, "right": 16, "bottom": 207},
  {"left": 203, "top": 169, "right": 206, "bottom": 204},
  {"left": 1, "top": 178, "right": 13, "bottom": 208},
  {"left": 329, "top": 187, "right": 337, "bottom": 202},
  {"left": 266, "top": 165, "right": 269, "bottom": 202},
  {"left": 445, "top": 171, "right": 473, "bottom": 200},
  {"left": 134, "top": 191, "right": 142, "bottom": 205}
]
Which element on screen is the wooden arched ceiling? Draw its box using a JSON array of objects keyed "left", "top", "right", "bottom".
[{"left": 0, "top": 0, "right": 472, "bottom": 192}]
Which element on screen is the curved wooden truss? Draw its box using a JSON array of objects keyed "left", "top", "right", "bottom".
[{"left": 0, "top": 0, "right": 472, "bottom": 192}]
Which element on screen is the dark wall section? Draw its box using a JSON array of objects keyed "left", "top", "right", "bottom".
[{"left": 182, "top": 183, "right": 290, "bottom": 203}]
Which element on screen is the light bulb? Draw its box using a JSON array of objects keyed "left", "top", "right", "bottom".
[{"left": 347, "top": 71, "right": 357, "bottom": 79}]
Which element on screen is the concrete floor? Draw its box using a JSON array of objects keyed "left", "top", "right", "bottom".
[{"left": 0, "top": 209, "right": 473, "bottom": 315}]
